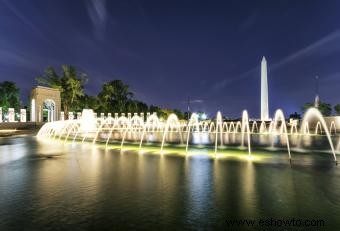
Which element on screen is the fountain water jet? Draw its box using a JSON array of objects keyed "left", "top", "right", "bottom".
[
  {"left": 139, "top": 113, "right": 160, "bottom": 149},
  {"left": 241, "top": 110, "right": 252, "bottom": 157},
  {"left": 251, "top": 121, "right": 258, "bottom": 133},
  {"left": 186, "top": 113, "right": 199, "bottom": 154},
  {"left": 271, "top": 109, "right": 291, "bottom": 160},
  {"left": 37, "top": 107, "right": 339, "bottom": 164},
  {"left": 315, "top": 121, "right": 323, "bottom": 135},
  {"left": 160, "top": 114, "right": 183, "bottom": 153},
  {"left": 300, "top": 108, "right": 337, "bottom": 163},
  {"left": 121, "top": 115, "right": 144, "bottom": 150},
  {"left": 330, "top": 121, "right": 337, "bottom": 135},
  {"left": 215, "top": 111, "right": 223, "bottom": 154}
]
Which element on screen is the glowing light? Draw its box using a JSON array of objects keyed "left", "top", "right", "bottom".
[
  {"left": 37, "top": 107, "right": 338, "bottom": 163},
  {"left": 81, "top": 109, "right": 96, "bottom": 133},
  {"left": 200, "top": 113, "right": 207, "bottom": 120},
  {"left": 0, "top": 129, "right": 17, "bottom": 133},
  {"left": 300, "top": 107, "right": 337, "bottom": 162},
  {"left": 247, "top": 155, "right": 254, "bottom": 161}
]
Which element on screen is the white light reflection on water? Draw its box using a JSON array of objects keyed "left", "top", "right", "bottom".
[{"left": 0, "top": 137, "right": 27, "bottom": 165}]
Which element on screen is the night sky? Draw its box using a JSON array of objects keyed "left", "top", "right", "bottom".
[{"left": 0, "top": 0, "right": 339, "bottom": 118}]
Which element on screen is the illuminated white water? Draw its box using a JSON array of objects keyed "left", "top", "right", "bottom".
[
  {"left": 37, "top": 108, "right": 339, "bottom": 163},
  {"left": 270, "top": 109, "right": 291, "bottom": 160},
  {"left": 300, "top": 108, "right": 337, "bottom": 162}
]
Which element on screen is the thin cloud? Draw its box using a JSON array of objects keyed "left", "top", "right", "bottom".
[
  {"left": 1, "top": 0, "right": 55, "bottom": 47},
  {"left": 191, "top": 99, "right": 204, "bottom": 103},
  {"left": 239, "top": 11, "right": 258, "bottom": 31},
  {"left": 0, "top": 48, "right": 39, "bottom": 71},
  {"left": 181, "top": 99, "right": 204, "bottom": 104},
  {"left": 212, "top": 30, "right": 340, "bottom": 91},
  {"left": 86, "top": 0, "right": 108, "bottom": 40},
  {"left": 271, "top": 30, "right": 340, "bottom": 70},
  {"left": 321, "top": 72, "right": 340, "bottom": 87},
  {"left": 212, "top": 67, "right": 257, "bottom": 91}
]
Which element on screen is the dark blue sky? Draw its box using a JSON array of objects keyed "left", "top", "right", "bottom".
[{"left": 0, "top": 0, "right": 339, "bottom": 117}]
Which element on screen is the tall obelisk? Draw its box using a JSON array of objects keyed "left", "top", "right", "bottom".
[
  {"left": 314, "top": 76, "right": 320, "bottom": 108},
  {"left": 261, "top": 56, "right": 269, "bottom": 121}
]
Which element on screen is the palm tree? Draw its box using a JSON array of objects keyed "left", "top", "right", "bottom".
[
  {"left": 36, "top": 65, "right": 87, "bottom": 118},
  {"left": 61, "top": 65, "right": 87, "bottom": 115},
  {"left": 0, "top": 81, "right": 20, "bottom": 111},
  {"left": 98, "top": 80, "right": 134, "bottom": 113},
  {"left": 335, "top": 104, "right": 340, "bottom": 116}
]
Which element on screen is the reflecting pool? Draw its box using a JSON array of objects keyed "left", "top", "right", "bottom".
[{"left": 1, "top": 136, "right": 340, "bottom": 230}]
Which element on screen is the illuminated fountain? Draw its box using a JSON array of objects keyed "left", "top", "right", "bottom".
[{"left": 37, "top": 107, "right": 339, "bottom": 164}]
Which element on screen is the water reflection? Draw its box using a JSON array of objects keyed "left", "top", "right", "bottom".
[
  {"left": 239, "top": 161, "right": 256, "bottom": 218},
  {"left": 0, "top": 137, "right": 28, "bottom": 165},
  {"left": 0, "top": 136, "right": 340, "bottom": 230},
  {"left": 185, "top": 156, "right": 214, "bottom": 225}
]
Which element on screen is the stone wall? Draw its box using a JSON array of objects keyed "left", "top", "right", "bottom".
[{"left": 0, "top": 122, "right": 44, "bottom": 130}]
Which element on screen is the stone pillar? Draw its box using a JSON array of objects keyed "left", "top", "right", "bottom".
[
  {"left": 127, "top": 113, "right": 131, "bottom": 120},
  {"left": 30, "top": 99, "right": 36, "bottom": 122},
  {"left": 68, "top": 112, "right": 74, "bottom": 120},
  {"left": 55, "top": 107, "right": 58, "bottom": 122},
  {"left": 140, "top": 112, "right": 144, "bottom": 122},
  {"left": 77, "top": 112, "right": 82, "bottom": 120},
  {"left": 108, "top": 113, "right": 112, "bottom": 119},
  {"left": 114, "top": 113, "right": 118, "bottom": 119},
  {"left": 20, "top": 109, "right": 26, "bottom": 122},
  {"left": 38, "top": 106, "right": 42, "bottom": 122},
  {"left": 60, "top": 112, "right": 65, "bottom": 121},
  {"left": 121, "top": 113, "right": 125, "bottom": 117},
  {"left": 8, "top": 108, "right": 15, "bottom": 122},
  {"left": 100, "top": 113, "right": 105, "bottom": 120}
]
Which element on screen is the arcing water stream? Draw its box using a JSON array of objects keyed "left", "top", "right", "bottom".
[{"left": 37, "top": 108, "right": 339, "bottom": 163}]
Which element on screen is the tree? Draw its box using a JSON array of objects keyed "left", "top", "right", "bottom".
[
  {"left": 173, "top": 109, "right": 185, "bottom": 120},
  {"left": 135, "top": 101, "right": 149, "bottom": 113},
  {"left": 126, "top": 100, "right": 138, "bottom": 113},
  {"left": 184, "top": 111, "right": 191, "bottom": 120},
  {"left": 36, "top": 65, "right": 87, "bottom": 117},
  {"left": 98, "top": 80, "right": 133, "bottom": 113},
  {"left": 159, "top": 108, "right": 175, "bottom": 119},
  {"left": 125, "top": 100, "right": 149, "bottom": 114},
  {"left": 318, "top": 102, "right": 332, "bottom": 116},
  {"left": 302, "top": 101, "right": 332, "bottom": 116},
  {"left": 335, "top": 104, "right": 340, "bottom": 116},
  {"left": 35, "top": 67, "right": 187, "bottom": 119},
  {"left": 60, "top": 66, "right": 87, "bottom": 114},
  {"left": 0, "top": 81, "right": 20, "bottom": 111},
  {"left": 301, "top": 102, "right": 314, "bottom": 114},
  {"left": 289, "top": 112, "right": 301, "bottom": 120},
  {"left": 36, "top": 67, "right": 62, "bottom": 90},
  {"left": 76, "top": 95, "right": 99, "bottom": 112}
]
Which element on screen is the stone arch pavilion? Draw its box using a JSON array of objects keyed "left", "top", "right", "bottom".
[{"left": 30, "top": 86, "right": 61, "bottom": 122}]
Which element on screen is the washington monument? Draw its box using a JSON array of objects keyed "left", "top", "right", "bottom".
[{"left": 261, "top": 56, "right": 269, "bottom": 121}]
